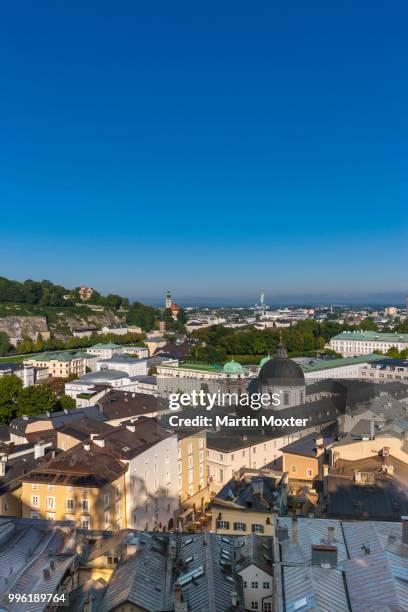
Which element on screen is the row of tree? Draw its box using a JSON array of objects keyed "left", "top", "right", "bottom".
[
  {"left": 188, "top": 319, "right": 407, "bottom": 363},
  {"left": 0, "top": 331, "right": 147, "bottom": 357},
  {"left": 0, "top": 375, "right": 75, "bottom": 424}
]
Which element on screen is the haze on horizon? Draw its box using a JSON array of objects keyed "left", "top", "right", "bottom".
[{"left": 0, "top": 1, "right": 407, "bottom": 299}]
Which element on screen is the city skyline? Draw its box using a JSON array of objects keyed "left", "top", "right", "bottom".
[{"left": 1, "top": 1, "right": 407, "bottom": 297}]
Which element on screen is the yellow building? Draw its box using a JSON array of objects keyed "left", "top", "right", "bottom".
[
  {"left": 177, "top": 431, "right": 209, "bottom": 514},
  {"left": 0, "top": 442, "right": 53, "bottom": 518},
  {"left": 281, "top": 433, "right": 331, "bottom": 483},
  {"left": 24, "top": 351, "right": 90, "bottom": 379},
  {"left": 21, "top": 441, "right": 127, "bottom": 530},
  {"left": 209, "top": 469, "right": 288, "bottom": 536}
]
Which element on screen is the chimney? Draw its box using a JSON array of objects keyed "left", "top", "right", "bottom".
[
  {"left": 174, "top": 585, "right": 182, "bottom": 603},
  {"left": 94, "top": 439, "right": 105, "bottom": 448},
  {"left": 90, "top": 433, "right": 98, "bottom": 440},
  {"left": 43, "top": 568, "right": 51, "bottom": 579},
  {"left": 126, "top": 424, "right": 136, "bottom": 432},
  {"left": 292, "top": 516, "right": 298, "bottom": 544},
  {"left": 402, "top": 516, "right": 408, "bottom": 546},
  {"left": 83, "top": 443, "right": 91, "bottom": 451},
  {"left": 231, "top": 592, "right": 238, "bottom": 608},
  {"left": 370, "top": 420, "right": 375, "bottom": 439},
  {"left": 34, "top": 442, "right": 46, "bottom": 460},
  {"left": 315, "top": 434, "right": 323, "bottom": 448},
  {"left": 311, "top": 544, "right": 337, "bottom": 567},
  {"left": 0, "top": 456, "right": 7, "bottom": 477},
  {"left": 327, "top": 525, "right": 335, "bottom": 544}
]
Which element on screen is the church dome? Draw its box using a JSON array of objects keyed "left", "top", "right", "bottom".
[
  {"left": 259, "top": 342, "right": 305, "bottom": 387},
  {"left": 223, "top": 359, "right": 244, "bottom": 374}
]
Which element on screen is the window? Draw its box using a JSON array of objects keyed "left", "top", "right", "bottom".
[
  {"left": 291, "top": 465, "right": 297, "bottom": 473},
  {"left": 263, "top": 581, "right": 270, "bottom": 589},
  {"left": 251, "top": 603, "right": 259, "bottom": 610},
  {"left": 66, "top": 499, "right": 75, "bottom": 511},
  {"left": 306, "top": 468, "right": 313, "bottom": 477},
  {"left": 264, "top": 603, "right": 272, "bottom": 612},
  {"left": 218, "top": 469, "right": 224, "bottom": 483},
  {"left": 219, "top": 454, "right": 223, "bottom": 461},
  {"left": 105, "top": 511, "right": 110, "bottom": 526},
  {"left": 104, "top": 493, "right": 110, "bottom": 507},
  {"left": 31, "top": 511, "right": 39, "bottom": 519},
  {"left": 46, "top": 496, "right": 55, "bottom": 510},
  {"left": 81, "top": 518, "right": 90, "bottom": 529},
  {"left": 31, "top": 495, "right": 39, "bottom": 508},
  {"left": 243, "top": 581, "right": 247, "bottom": 588},
  {"left": 82, "top": 499, "right": 89, "bottom": 512},
  {"left": 234, "top": 522, "right": 246, "bottom": 531},
  {"left": 46, "top": 512, "right": 55, "bottom": 521},
  {"left": 252, "top": 524, "right": 264, "bottom": 533},
  {"left": 32, "top": 483, "right": 38, "bottom": 490},
  {"left": 216, "top": 520, "right": 230, "bottom": 529},
  {"left": 251, "top": 582, "right": 259, "bottom": 588},
  {"left": 47, "top": 485, "right": 54, "bottom": 491},
  {"left": 188, "top": 484, "right": 194, "bottom": 497},
  {"left": 188, "top": 444, "right": 193, "bottom": 455}
]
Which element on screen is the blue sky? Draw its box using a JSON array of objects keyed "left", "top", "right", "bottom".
[{"left": 0, "top": 1, "right": 407, "bottom": 303}]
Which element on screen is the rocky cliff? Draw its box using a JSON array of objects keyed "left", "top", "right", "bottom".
[{"left": 0, "top": 316, "right": 50, "bottom": 343}]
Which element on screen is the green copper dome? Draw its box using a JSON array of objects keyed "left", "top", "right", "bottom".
[
  {"left": 259, "top": 354, "right": 271, "bottom": 367},
  {"left": 223, "top": 359, "right": 244, "bottom": 374}
]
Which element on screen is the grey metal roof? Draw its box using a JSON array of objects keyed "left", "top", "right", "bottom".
[
  {"left": 178, "top": 532, "right": 244, "bottom": 612},
  {"left": 277, "top": 518, "right": 408, "bottom": 612},
  {"left": 284, "top": 566, "right": 349, "bottom": 612},
  {"left": 0, "top": 518, "right": 75, "bottom": 612},
  {"left": 233, "top": 534, "right": 273, "bottom": 575},
  {"left": 99, "top": 532, "right": 171, "bottom": 612}
]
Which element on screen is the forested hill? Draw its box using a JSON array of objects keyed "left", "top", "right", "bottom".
[
  {"left": 0, "top": 276, "right": 128, "bottom": 309},
  {"left": 0, "top": 277, "right": 159, "bottom": 333}
]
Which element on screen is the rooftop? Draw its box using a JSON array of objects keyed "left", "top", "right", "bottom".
[
  {"left": 98, "top": 389, "right": 169, "bottom": 420},
  {"left": 280, "top": 432, "right": 335, "bottom": 458},
  {"left": 27, "top": 351, "right": 91, "bottom": 362},
  {"left": 332, "top": 331, "right": 408, "bottom": 342},
  {"left": 278, "top": 517, "right": 408, "bottom": 612},
  {"left": 94, "top": 417, "right": 172, "bottom": 460},
  {"left": 211, "top": 470, "right": 287, "bottom": 513},
  {"left": 300, "top": 353, "right": 389, "bottom": 373},
  {"left": 22, "top": 442, "right": 127, "bottom": 487},
  {"left": 0, "top": 517, "right": 76, "bottom": 611},
  {"left": 88, "top": 343, "right": 121, "bottom": 349}
]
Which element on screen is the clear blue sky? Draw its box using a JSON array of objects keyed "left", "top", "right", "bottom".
[{"left": 0, "top": 1, "right": 407, "bottom": 303}]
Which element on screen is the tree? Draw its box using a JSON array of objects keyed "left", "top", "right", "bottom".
[
  {"left": 386, "top": 347, "right": 400, "bottom": 359},
  {"left": 55, "top": 394, "right": 76, "bottom": 411},
  {"left": 359, "top": 318, "right": 378, "bottom": 332},
  {"left": 15, "top": 384, "right": 57, "bottom": 417},
  {"left": 0, "top": 332, "right": 11, "bottom": 355},
  {"left": 0, "top": 375, "right": 23, "bottom": 423}
]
